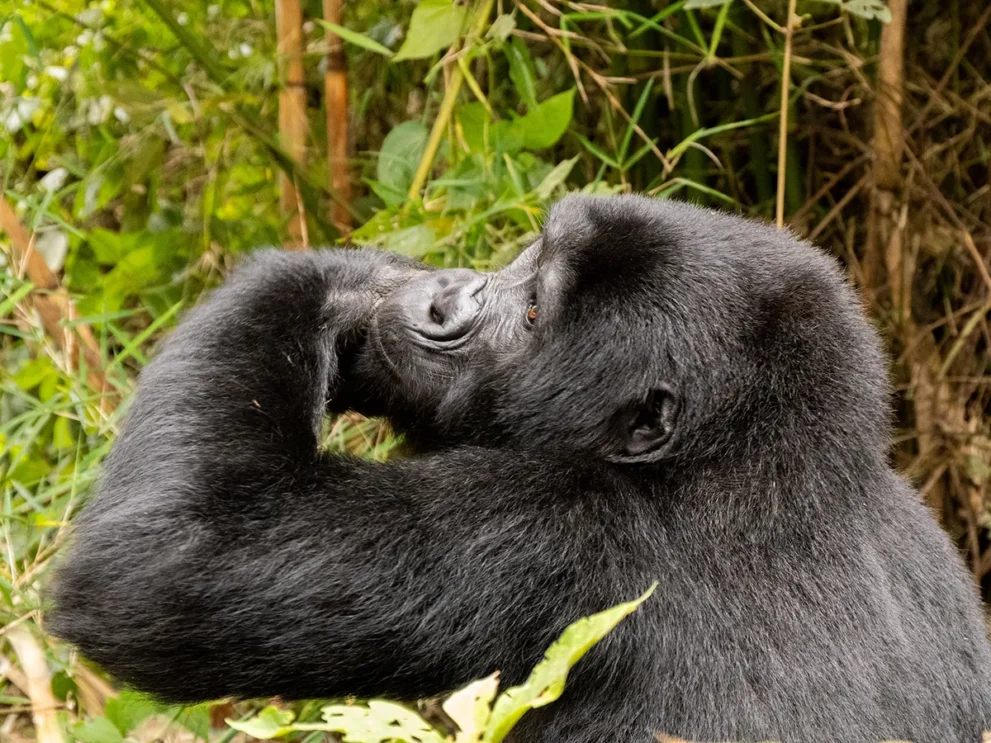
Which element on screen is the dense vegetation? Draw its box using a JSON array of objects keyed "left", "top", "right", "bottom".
[{"left": 2, "top": 0, "right": 990, "bottom": 740}]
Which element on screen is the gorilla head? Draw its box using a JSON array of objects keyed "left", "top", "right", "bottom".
[{"left": 351, "top": 195, "right": 888, "bottom": 468}]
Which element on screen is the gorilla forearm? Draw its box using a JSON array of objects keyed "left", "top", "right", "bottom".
[{"left": 49, "top": 249, "right": 582, "bottom": 702}]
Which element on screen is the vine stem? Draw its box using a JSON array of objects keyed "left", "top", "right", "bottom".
[
  {"left": 775, "top": 0, "right": 798, "bottom": 228},
  {"left": 407, "top": 0, "right": 497, "bottom": 201}
]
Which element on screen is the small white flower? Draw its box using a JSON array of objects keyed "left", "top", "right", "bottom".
[
  {"left": 3, "top": 110, "right": 24, "bottom": 133},
  {"left": 77, "top": 8, "right": 101, "bottom": 26},
  {"left": 86, "top": 94, "right": 112, "bottom": 125},
  {"left": 113, "top": 106, "right": 130, "bottom": 123},
  {"left": 17, "top": 97, "right": 41, "bottom": 121},
  {"left": 76, "top": 30, "right": 93, "bottom": 46},
  {"left": 44, "top": 66, "right": 70, "bottom": 82},
  {"left": 207, "top": 4, "right": 219, "bottom": 18},
  {"left": 177, "top": 12, "right": 188, "bottom": 25},
  {"left": 239, "top": 43, "right": 253, "bottom": 57},
  {"left": 38, "top": 167, "right": 69, "bottom": 193},
  {"left": 35, "top": 228, "right": 69, "bottom": 273}
]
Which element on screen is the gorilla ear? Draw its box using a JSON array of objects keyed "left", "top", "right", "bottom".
[{"left": 607, "top": 386, "right": 680, "bottom": 464}]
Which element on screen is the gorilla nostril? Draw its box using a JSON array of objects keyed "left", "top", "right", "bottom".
[{"left": 429, "top": 302, "right": 445, "bottom": 326}]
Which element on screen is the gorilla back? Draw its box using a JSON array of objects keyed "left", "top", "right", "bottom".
[{"left": 51, "top": 195, "right": 991, "bottom": 743}]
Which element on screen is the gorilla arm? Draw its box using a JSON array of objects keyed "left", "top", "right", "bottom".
[{"left": 49, "top": 249, "right": 590, "bottom": 703}]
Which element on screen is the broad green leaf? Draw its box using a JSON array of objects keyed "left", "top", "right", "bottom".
[
  {"left": 226, "top": 706, "right": 296, "bottom": 739},
  {"left": 315, "top": 21, "right": 395, "bottom": 56},
  {"left": 104, "top": 690, "right": 166, "bottom": 734},
  {"left": 491, "top": 119, "right": 524, "bottom": 154},
  {"left": 486, "top": 14, "right": 516, "bottom": 42},
  {"left": 483, "top": 584, "right": 657, "bottom": 743},
  {"left": 512, "top": 89, "right": 576, "bottom": 150},
  {"left": 534, "top": 156, "right": 578, "bottom": 200},
  {"left": 380, "top": 223, "right": 437, "bottom": 257},
  {"left": 505, "top": 37, "right": 538, "bottom": 108},
  {"left": 457, "top": 102, "right": 491, "bottom": 153},
  {"left": 73, "top": 717, "right": 125, "bottom": 743},
  {"left": 393, "top": 0, "right": 467, "bottom": 61},
  {"left": 377, "top": 121, "right": 430, "bottom": 199},
  {"left": 443, "top": 673, "right": 500, "bottom": 743},
  {"left": 317, "top": 700, "right": 447, "bottom": 743}
]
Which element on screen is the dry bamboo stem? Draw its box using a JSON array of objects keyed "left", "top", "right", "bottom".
[
  {"left": 276, "top": 0, "right": 309, "bottom": 247},
  {"left": 323, "top": 0, "right": 351, "bottom": 235},
  {"left": 5, "top": 626, "right": 65, "bottom": 743}
]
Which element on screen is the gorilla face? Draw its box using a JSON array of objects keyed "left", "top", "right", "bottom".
[{"left": 350, "top": 195, "right": 888, "bottom": 466}]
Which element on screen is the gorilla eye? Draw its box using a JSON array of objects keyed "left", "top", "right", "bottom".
[{"left": 526, "top": 303, "right": 538, "bottom": 325}]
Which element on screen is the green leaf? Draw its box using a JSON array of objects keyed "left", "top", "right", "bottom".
[
  {"left": 534, "top": 156, "right": 578, "bottom": 200},
  {"left": 844, "top": 0, "right": 892, "bottom": 21},
  {"left": 104, "top": 690, "right": 166, "bottom": 734},
  {"left": 73, "top": 717, "right": 125, "bottom": 743},
  {"left": 486, "top": 14, "right": 516, "bottom": 42},
  {"left": 315, "top": 21, "right": 395, "bottom": 56},
  {"left": 512, "top": 89, "right": 576, "bottom": 150},
  {"left": 443, "top": 673, "right": 500, "bottom": 743},
  {"left": 457, "top": 102, "right": 491, "bottom": 154},
  {"left": 814, "top": 0, "right": 891, "bottom": 22},
  {"left": 379, "top": 223, "right": 437, "bottom": 257},
  {"left": 377, "top": 121, "right": 430, "bottom": 199},
  {"left": 318, "top": 701, "right": 447, "bottom": 743},
  {"left": 482, "top": 584, "right": 657, "bottom": 743},
  {"left": 393, "top": 0, "right": 467, "bottom": 61},
  {"left": 505, "top": 37, "right": 538, "bottom": 108},
  {"left": 684, "top": 0, "right": 732, "bottom": 7},
  {"left": 226, "top": 706, "right": 296, "bottom": 739}
]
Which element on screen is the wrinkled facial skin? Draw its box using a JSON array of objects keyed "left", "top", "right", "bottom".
[
  {"left": 344, "top": 241, "right": 544, "bottom": 444},
  {"left": 344, "top": 194, "right": 887, "bottom": 466}
]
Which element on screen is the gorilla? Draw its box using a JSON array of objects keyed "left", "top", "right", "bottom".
[{"left": 51, "top": 195, "right": 991, "bottom": 743}]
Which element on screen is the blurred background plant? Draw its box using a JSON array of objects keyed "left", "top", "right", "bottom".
[{"left": 2, "top": 0, "right": 991, "bottom": 741}]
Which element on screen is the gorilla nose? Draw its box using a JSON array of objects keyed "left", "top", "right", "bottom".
[{"left": 413, "top": 269, "right": 486, "bottom": 341}]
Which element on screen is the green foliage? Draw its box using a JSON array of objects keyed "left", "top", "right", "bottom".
[
  {"left": 392, "top": 0, "right": 467, "bottom": 61},
  {"left": 227, "top": 585, "right": 656, "bottom": 742},
  {"left": 68, "top": 690, "right": 210, "bottom": 743}
]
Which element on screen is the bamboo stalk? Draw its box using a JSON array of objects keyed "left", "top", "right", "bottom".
[
  {"left": 323, "top": 0, "right": 351, "bottom": 235},
  {"left": 6, "top": 626, "right": 65, "bottom": 743},
  {"left": 276, "top": 0, "right": 309, "bottom": 247}
]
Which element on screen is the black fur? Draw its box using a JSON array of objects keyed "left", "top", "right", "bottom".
[{"left": 50, "top": 195, "right": 991, "bottom": 742}]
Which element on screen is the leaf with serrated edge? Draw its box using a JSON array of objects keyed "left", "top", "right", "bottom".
[{"left": 482, "top": 584, "right": 657, "bottom": 743}]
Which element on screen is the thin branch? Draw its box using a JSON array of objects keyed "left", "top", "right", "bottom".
[{"left": 775, "top": 0, "right": 799, "bottom": 228}]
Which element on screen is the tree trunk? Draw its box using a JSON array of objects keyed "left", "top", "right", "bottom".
[
  {"left": 276, "top": 0, "right": 308, "bottom": 247},
  {"left": 323, "top": 0, "right": 351, "bottom": 235}
]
